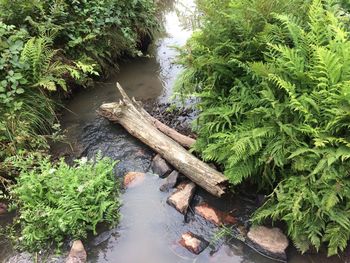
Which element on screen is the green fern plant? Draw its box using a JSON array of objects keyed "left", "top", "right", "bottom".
[
  {"left": 8, "top": 153, "right": 120, "bottom": 252},
  {"left": 0, "top": 23, "right": 60, "bottom": 159},
  {"left": 251, "top": 0, "right": 350, "bottom": 255},
  {"left": 176, "top": 0, "right": 350, "bottom": 255},
  {"left": 0, "top": 0, "right": 158, "bottom": 71},
  {"left": 20, "top": 37, "right": 72, "bottom": 91}
]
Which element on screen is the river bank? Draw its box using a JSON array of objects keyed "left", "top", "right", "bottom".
[{"left": 0, "top": 0, "right": 348, "bottom": 262}]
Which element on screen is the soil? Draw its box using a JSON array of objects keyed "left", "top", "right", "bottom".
[{"left": 143, "top": 99, "right": 197, "bottom": 139}]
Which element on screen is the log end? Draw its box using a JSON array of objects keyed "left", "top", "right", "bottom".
[
  {"left": 99, "top": 102, "right": 123, "bottom": 121},
  {"left": 213, "top": 179, "right": 229, "bottom": 198},
  {"left": 100, "top": 102, "right": 121, "bottom": 111}
]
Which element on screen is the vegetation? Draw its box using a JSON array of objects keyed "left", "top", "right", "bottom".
[
  {"left": 0, "top": 0, "right": 158, "bottom": 162},
  {"left": 7, "top": 154, "right": 120, "bottom": 252},
  {"left": 0, "top": 0, "right": 157, "bottom": 252},
  {"left": 0, "top": 23, "right": 73, "bottom": 160},
  {"left": 0, "top": 0, "right": 157, "bottom": 67},
  {"left": 176, "top": 0, "right": 350, "bottom": 256}
]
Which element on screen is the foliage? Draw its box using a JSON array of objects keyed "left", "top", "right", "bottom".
[
  {"left": 176, "top": 0, "right": 309, "bottom": 185},
  {"left": 0, "top": 0, "right": 158, "bottom": 160},
  {"left": 0, "top": 22, "right": 71, "bottom": 159},
  {"left": 251, "top": 1, "right": 350, "bottom": 255},
  {"left": 176, "top": 0, "right": 350, "bottom": 255},
  {"left": 8, "top": 153, "right": 120, "bottom": 252},
  {"left": 0, "top": 0, "right": 158, "bottom": 70},
  {"left": 20, "top": 37, "right": 71, "bottom": 92},
  {"left": 0, "top": 0, "right": 157, "bottom": 253},
  {"left": 0, "top": 22, "right": 29, "bottom": 106}
]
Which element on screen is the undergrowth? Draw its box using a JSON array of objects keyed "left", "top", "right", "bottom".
[
  {"left": 0, "top": 0, "right": 158, "bottom": 70},
  {"left": 0, "top": 23, "right": 70, "bottom": 160},
  {"left": 0, "top": 0, "right": 158, "bottom": 180},
  {"left": 176, "top": 0, "right": 350, "bottom": 256},
  {"left": 0, "top": 0, "right": 157, "bottom": 252},
  {"left": 7, "top": 153, "right": 120, "bottom": 252}
]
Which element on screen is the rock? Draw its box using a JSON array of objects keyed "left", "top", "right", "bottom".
[
  {"left": 7, "top": 252, "right": 33, "bottom": 263},
  {"left": 247, "top": 226, "right": 289, "bottom": 261},
  {"left": 179, "top": 232, "right": 209, "bottom": 255},
  {"left": 160, "top": 170, "right": 179, "bottom": 192},
  {"left": 124, "top": 172, "right": 145, "bottom": 188},
  {"left": 91, "top": 229, "right": 114, "bottom": 246},
  {"left": 0, "top": 203, "right": 8, "bottom": 215},
  {"left": 167, "top": 181, "right": 196, "bottom": 214},
  {"left": 151, "top": 154, "right": 172, "bottom": 178},
  {"left": 195, "top": 203, "right": 236, "bottom": 226},
  {"left": 66, "top": 240, "right": 87, "bottom": 263}
]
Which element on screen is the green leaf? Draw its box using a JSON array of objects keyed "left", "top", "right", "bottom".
[{"left": 15, "top": 88, "right": 25, "bottom": 94}]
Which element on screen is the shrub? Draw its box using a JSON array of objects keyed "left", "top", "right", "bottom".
[
  {"left": 251, "top": 1, "right": 350, "bottom": 255},
  {"left": 0, "top": 1, "right": 157, "bottom": 250},
  {"left": 0, "top": 0, "right": 158, "bottom": 70},
  {"left": 8, "top": 154, "right": 120, "bottom": 251},
  {"left": 176, "top": 0, "right": 350, "bottom": 255},
  {"left": 0, "top": 0, "right": 158, "bottom": 160},
  {"left": 0, "top": 22, "right": 72, "bottom": 159},
  {"left": 176, "top": 0, "right": 309, "bottom": 186},
  {"left": 0, "top": 28, "right": 91, "bottom": 161}
]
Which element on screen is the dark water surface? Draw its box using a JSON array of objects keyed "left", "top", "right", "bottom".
[{"left": 0, "top": 0, "right": 346, "bottom": 262}]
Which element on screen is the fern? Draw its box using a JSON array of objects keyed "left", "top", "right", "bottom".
[
  {"left": 177, "top": 0, "right": 350, "bottom": 256},
  {"left": 20, "top": 37, "right": 73, "bottom": 91},
  {"left": 9, "top": 153, "right": 120, "bottom": 252}
]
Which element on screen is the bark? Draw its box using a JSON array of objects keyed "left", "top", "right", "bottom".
[
  {"left": 139, "top": 108, "right": 196, "bottom": 148},
  {"left": 99, "top": 83, "right": 228, "bottom": 197}
]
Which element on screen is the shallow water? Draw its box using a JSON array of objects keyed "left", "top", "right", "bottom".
[
  {"left": 0, "top": 0, "right": 346, "bottom": 262},
  {"left": 87, "top": 175, "right": 274, "bottom": 263}
]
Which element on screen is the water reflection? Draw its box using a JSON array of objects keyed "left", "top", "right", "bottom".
[
  {"left": 153, "top": 0, "right": 197, "bottom": 102},
  {"left": 88, "top": 175, "right": 275, "bottom": 263}
]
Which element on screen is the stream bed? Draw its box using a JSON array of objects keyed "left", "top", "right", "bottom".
[{"left": 0, "top": 0, "right": 347, "bottom": 262}]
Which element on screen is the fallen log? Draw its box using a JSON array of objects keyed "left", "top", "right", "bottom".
[
  {"left": 150, "top": 116, "right": 195, "bottom": 148},
  {"left": 137, "top": 106, "right": 196, "bottom": 148},
  {"left": 99, "top": 83, "right": 228, "bottom": 197}
]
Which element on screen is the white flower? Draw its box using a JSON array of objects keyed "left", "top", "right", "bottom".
[
  {"left": 49, "top": 168, "right": 56, "bottom": 174},
  {"left": 80, "top": 157, "right": 88, "bottom": 164},
  {"left": 77, "top": 185, "right": 84, "bottom": 193}
]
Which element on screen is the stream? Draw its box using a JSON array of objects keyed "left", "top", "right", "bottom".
[{"left": 0, "top": 1, "right": 346, "bottom": 262}]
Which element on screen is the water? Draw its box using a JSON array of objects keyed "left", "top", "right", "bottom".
[
  {"left": 87, "top": 175, "right": 273, "bottom": 263},
  {"left": 154, "top": 0, "right": 196, "bottom": 102},
  {"left": 0, "top": 0, "right": 346, "bottom": 262}
]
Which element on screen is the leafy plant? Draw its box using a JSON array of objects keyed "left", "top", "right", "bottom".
[
  {"left": 8, "top": 153, "right": 120, "bottom": 252},
  {"left": 0, "top": 1, "right": 158, "bottom": 233},
  {"left": 20, "top": 37, "right": 71, "bottom": 91},
  {"left": 250, "top": 1, "right": 350, "bottom": 255},
  {"left": 0, "top": 0, "right": 158, "bottom": 70},
  {"left": 176, "top": 0, "right": 350, "bottom": 255},
  {"left": 0, "top": 22, "right": 74, "bottom": 159},
  {"left": 0, "top": 0, "right": 159, "bottom": 164},
  {"left": 0, "top": 22, "right": 29, "bottom": 106}
]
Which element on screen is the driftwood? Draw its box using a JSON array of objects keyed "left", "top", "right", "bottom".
[
  {"left": 99, "top": 83, "right": 228, "bottom": 197},
  {"left": 140, "top": 108, "right": 195, "bottom": 148}
]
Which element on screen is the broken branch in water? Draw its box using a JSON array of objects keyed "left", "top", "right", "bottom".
[{"left": 99, "top": 83, "right": 228, "bottom": 197}]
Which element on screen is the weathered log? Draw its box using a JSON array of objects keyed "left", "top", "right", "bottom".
[
  {"left": 99, "top": 83, "right": 228, "bottom": 197},
  {"left": 138, "top": 107, "right": 195, "bottom": 148},
  {"left": 150, "top": 116, "right": 195, "bottom": 148},
  {"left": 128, "top": 97, "right": 195, "bottom": 148}
]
